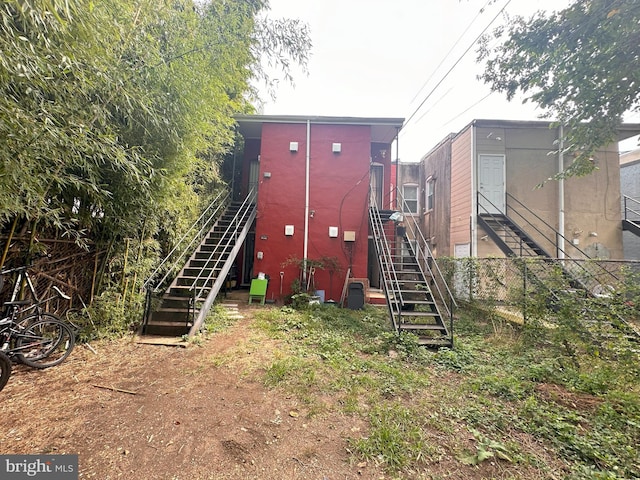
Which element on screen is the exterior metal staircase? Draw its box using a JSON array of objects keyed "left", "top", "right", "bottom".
[
  {"left": 477, "top": 192, "right": 620, "bottom": 296},
  {"left": 369, "top": 205, "right": 455, "bottom": 347},
  {"left": 623, "top": 195, "right": 640, "bottom": 237},
  {"left": 477, "top": 213, "right": 551, "bottom": 258},
  {"left": 142, "top": 190, "right": 256, "bottom": 336},
  {"left": 477, "top": 193, "right": 640, "bottom": 341}
]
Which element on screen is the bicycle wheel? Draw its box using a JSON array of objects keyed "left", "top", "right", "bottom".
[
  {"left": 15, "top": 314, "right": 75, "bottom": 369},
  {"left": 0, "top": 351, "right": 10, "bottom": 392}
]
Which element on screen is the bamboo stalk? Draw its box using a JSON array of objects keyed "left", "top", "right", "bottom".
[
  {"left": 130, "top": 220, "right": 146, "bottom": 300},
  {"left": 121, "top": 277, "right": 129, "bottom": 307},
  {"left": 37, "top": 271, "right": 77, "bottom": 291},
  {"left": 27, "top": 219, "right": 38, "bottom": 257},
  {"left": 0, "top": 216, "right": 18, "bottom": 270},
  {"left": 95, "top": 237, "right": 115, "bottom": 296},
  {"left": 121, "top": 238, "right": 130, "bottom": 297},
  {"left": 90, "top": 250, "right": 99, "bottom": 304}
]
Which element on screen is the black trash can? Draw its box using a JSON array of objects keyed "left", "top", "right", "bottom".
[{"left": 347, "top": 282, "right": 365, "bottom": 310}]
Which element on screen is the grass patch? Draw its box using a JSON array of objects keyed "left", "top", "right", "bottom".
[
  {"left": 204, "top": 303, "right": 242, "bottom": 333},
  {"left": 350, "top": 403, "right": 439, "bottom": 471},
  {"left": 249, "top": 303, "right": 640, "bottom": 478}
]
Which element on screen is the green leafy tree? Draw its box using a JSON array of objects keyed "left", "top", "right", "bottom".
[
  {"left": 478, "top": 0, "right": 640, "bottom": 177},
  {"left": 0, "top": 0, "right": 310, "bottom": 251}
]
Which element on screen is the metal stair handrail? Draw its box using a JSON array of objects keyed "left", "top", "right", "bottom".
[
  {"left": 189, "top": 188, "right": 257, "bottom": 301},
  {"left": 369, "top": 204, "right": 402, "bottom": 331},
  {"left": 624, "top": 195, "right": 640, "bottom": 222},
  {"left": 396, "top": 190, "right": 457, "bottom": 319},
  {"left": 505, "top": 192, "right": 620, "bottom": 287},
  {"left": 186, "top": 188, "right": 257, "bottom": 336},
  {"left": 478, "top": 193, "right": 553, "bottom": 258},
  {"left": 142, "top": 190, "right": 229, "bottom": 292},
  {"left": 478, "top": 191, "right": 619, "bottom": 290}
]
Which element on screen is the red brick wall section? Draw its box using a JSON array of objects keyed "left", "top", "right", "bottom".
[{"left": 255, "top": 122, "right": 372, "bottom": 302}]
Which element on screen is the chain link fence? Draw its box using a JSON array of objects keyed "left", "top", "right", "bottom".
[{"left": 437, "top": 257, "right": 640, "bottom": 329}]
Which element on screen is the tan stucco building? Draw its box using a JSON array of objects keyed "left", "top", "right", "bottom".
[{"left": 404, "top": 119, "right": 640, "bottom": 261}]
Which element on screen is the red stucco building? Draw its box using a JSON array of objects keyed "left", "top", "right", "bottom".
[{"left": 235, "top": 115, "right": 404, "bottom": 303}]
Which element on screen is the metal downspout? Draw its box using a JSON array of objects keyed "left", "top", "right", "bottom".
[
  {"left": 471, "top": 122, "right": 477, "bottom": 257},
  {"left": 303, "top": 119, "right": 311, "bottom": 286},
  {"left": 395, "top": 127, "right": 400, "bottom": 210},
  {"left": 558, "top": 124, "right": 565, "bottom": 259}
]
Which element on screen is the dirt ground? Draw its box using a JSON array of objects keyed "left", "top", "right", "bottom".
[
  {"left": 1, "top": 292, "right": 584, "bottom": 480},
  {"left": 0, "top": 298, "right": 387, "bottom": 480}
]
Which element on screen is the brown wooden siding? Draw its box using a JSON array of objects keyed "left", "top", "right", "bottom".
[{"left": 450, "top": 127, "right": 472, "bottom": 254}]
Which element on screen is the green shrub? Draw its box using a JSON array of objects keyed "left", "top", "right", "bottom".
[{"left": 73, "top": 289, "right": 143, "bottom": 342}]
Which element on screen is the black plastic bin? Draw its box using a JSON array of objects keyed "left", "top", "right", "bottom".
[{"left": 347, "top": 282, "right": 365, "bottom": 310}]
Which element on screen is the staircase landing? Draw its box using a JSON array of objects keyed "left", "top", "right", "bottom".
[{"left": 368, "top": 288, "right": 388, "bottom": 305}]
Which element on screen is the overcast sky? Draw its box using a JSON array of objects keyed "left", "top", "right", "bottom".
[{"left": 257, "top": 0, "right": 639, "bottom": 161}]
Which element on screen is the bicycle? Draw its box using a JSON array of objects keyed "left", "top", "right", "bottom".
[
  {"left": 0, "top": 299, "right": 75, "bottom": 369},
  {"left": 0, "top": 262, "right": 76, "bottom": 371},
  {"left": 0, "top": 262, "right": 71, "bottom": 321},
  {"left": 0, "top": 350, "right": 9, "bottom": 392}
]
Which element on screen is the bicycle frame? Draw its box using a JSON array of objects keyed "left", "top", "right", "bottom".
[
  {"left": 0, "top": 262, "right": 76, "bottom": 369},
  {"left": 0, "top": 303, "right": 38, "bottom": 356},
  {"left": 1, "top": 265, "right": 70, "bottom": 318},
  {"left": 0, "top": 265, "right": 37, "bottom": 306},
  {"left": 0, "top": 304, "right": 73, "bottom": 366}
]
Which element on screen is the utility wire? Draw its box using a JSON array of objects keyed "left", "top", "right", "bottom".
[
  {"left": 409, "top": 0, "right": 493, "bottom": 105},
  {"left": 402, "top": 0, "right": 513, "bottom": 131},
  {"left": 414, "top": 85, "right": 455, "bottom": 125},
  {"left": 442, "top": 91, "right": 494, "bottom": 128}
]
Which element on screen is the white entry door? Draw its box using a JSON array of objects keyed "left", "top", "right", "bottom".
[{"left": 478, "top": 154, "right": 505, "bottom": 214}]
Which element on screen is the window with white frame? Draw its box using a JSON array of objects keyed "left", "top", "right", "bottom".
[
  {"left": 402, "top": 184, "right": 418, "bottom": 214},
  {"left": 426, "top": 176, "right": 435, "bottom": 212}
]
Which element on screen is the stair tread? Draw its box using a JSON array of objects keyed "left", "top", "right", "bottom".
[
  {"left": 153, "top": 307, "right": 191, "bottom": 313},
  {"left": 178, "top": 273, "right": 222, "bottom": 279},
  {"left": 400, "top": 311, "right": 440, "bottom": 317},
  {"left": 146, "top": 320, "right": 193, "bottom": 327},
  {"left": 417, "top": 337, "right": 452, "bottom": 346},
  {"left": 401, "top": 300, "right": 436, "bottom": 306},
  {"left": 170, "top": 285, "right": 208, "bottom": 291},
  {"left": 160, "top": 295, "right": 194, "bottom": 300},
  {"left": 399, "top": 323, "right": 447, "bottom": 330}
]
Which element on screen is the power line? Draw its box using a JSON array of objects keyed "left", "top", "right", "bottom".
[
  {"left": 409, "top": 0, "right": 493, "bottom": 105},
  {"left": 414, "top": 86, "right": 455, "bottom": 125},
  {"left": 442, "top": 91, "right": 494, "bottom": 128},
  {"left": 402, "top": 0, "right": 513, "bottom": 131}
]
